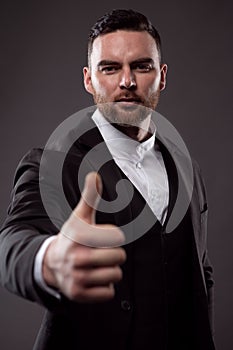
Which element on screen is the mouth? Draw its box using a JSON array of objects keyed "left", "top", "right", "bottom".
[{"left": 115, "top": 98, "right": 142, "bottom": 108}]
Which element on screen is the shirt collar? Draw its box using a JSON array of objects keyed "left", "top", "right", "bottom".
[{"left": 92, "top": 109, "right": 156, "bottom": 161}]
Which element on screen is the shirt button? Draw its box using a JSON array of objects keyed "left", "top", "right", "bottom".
[
  {"left": 136, "top": 162, "right": 142, "bottom": 169},
  {"left": 121, "top": 300, "right": 131, "bottom": 311}
]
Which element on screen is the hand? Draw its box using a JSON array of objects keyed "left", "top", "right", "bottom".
[{"left": 42, "top": 172, "right": 126, "bottom": 302}]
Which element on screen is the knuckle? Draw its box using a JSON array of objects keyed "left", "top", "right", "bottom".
[
  {"left": 118, "top": 248, "right": 126, "bottom": 263},
  {"left": 68, "top": 283, "right": 85, "bottom": 301},
  {"left": 68, "top": 284, "right": 79, "bottom": 299},
  {"left": 108, "top": 285, "right": 115, "bottom": 298},
  {"left": 114, "top": 266, "right": 123, "bottom": 279},
  {"left": 68, "top": 251, "right": 79, "bottom": 265},
  {"left": 75, "top": 270, "right": 88, "bottom": 286},
  {"left": 75, "top": 247, "right": 93, "bottom": 266}
]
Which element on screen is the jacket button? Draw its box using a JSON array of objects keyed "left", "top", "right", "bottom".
[{"left": 121, "top": 300, "right": 131, "bottom": 311}]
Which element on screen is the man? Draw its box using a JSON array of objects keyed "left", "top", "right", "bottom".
[{"left": 0, "top": 9, "right": 215, "bottom": 350}]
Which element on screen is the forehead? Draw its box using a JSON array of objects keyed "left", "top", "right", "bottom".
[{"left": 90, "top": 30, "right": 159, "bottom": 64}]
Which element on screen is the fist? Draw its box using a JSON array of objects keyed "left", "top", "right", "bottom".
[{"left": 42, "top": 172, "right": 126, "bottom": 302}]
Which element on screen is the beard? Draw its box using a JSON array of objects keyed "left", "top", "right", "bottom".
[{"left": 92, "top": 89, "right": 160, "bottom": 128}]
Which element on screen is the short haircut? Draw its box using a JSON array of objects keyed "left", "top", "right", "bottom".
[{"left": 87, "top": 9, "right": 162, "bottom": 66}]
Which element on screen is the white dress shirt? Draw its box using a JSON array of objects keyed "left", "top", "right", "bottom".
[
  {"left": 92, "top": 109, "right": 169, "bottom": 223},
  {"left": 34, "top": 109, "right": 169, "bottom": 297}
]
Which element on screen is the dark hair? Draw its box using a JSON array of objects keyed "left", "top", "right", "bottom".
[{"left": 87, "top": 9, "right": 162, "bottom": 66}]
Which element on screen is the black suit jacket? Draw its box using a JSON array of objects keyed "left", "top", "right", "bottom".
[{"left": 0, "top": 111, "right": 215, "bottom": 349}]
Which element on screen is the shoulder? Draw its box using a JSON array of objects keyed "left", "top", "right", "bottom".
[{"left": 13, "top": 148, "right": 43, "bottom": 187}]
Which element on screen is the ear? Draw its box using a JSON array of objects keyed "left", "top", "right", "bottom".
[
  {"left": 83, "top": 66, "right": 94, "bottom": 95},
  {"left": 160, "top": 64, "right": 168, "bottom": 91}
]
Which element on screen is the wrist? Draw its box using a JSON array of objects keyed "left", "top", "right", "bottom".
[{"left": 42, "top": 239, "right": 59, "bottom": 289}]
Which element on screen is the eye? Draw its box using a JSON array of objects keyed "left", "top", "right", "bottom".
[
  {"left": 133, "top": 63, "right": 154, "bottom": 72},
  {"left": 100, "top": 66, "right": 119, "bottom": 74}
]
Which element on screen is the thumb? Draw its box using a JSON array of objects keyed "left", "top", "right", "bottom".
[
  {"left": 74, "top": 172, "right": 102, "bottom": 224},
  {"left": 61, "top": 172, "right": 125, "bottom": 247}
]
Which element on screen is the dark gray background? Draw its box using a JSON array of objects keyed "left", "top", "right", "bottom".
[{"left": 0, "top": 0, "right": 232, "bottom": 349}]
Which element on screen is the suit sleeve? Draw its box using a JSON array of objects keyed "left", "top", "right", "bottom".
[
  {"left": 201, "top": 205, "right": 215, "bottom": 336},
  {"left": 0, "top": 148, "right": 64, "bottom": 309},
  {"left": 194, "top": 160, "right": 215, "bottom": 335}
]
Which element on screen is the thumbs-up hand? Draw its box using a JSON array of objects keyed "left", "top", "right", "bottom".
[{"left": 42, "top": 172, "right": 126, "bottom": 302}]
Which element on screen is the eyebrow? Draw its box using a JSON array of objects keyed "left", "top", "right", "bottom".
[
  {"left": 131, "top": 58, "right": 155, "bottom": 65},
  {"left": 97, "top": 60, "right": 120, "bottom": 67},
  {"left": 97, "top": 57, "right": 155, "bottom": 67}
]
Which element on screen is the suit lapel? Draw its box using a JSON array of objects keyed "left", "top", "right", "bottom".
[{"left": 156, "top": 134, "right": 207, "bottom": 294}]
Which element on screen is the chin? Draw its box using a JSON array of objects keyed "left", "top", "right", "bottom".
[{"left": 98, "top": 102, "right": 151, "bottom": 127}]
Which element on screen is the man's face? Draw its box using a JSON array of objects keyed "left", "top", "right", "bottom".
[{"left": 83, "top": 30, "right": 167, "bottom": 126}]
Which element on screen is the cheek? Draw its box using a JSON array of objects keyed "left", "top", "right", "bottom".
[
  {"left": 138, "top": 73, "right": 161, "bottom": 94},
  {"left": 91, "top": 75, "right": 117, "bottom": 96},
  {"left": 147, "top": 76, "right": 161, "bottom": 93}
]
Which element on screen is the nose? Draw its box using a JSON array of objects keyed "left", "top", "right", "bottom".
[{"left": 119, "top": 67, "right": 136, "bottom": 89}]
